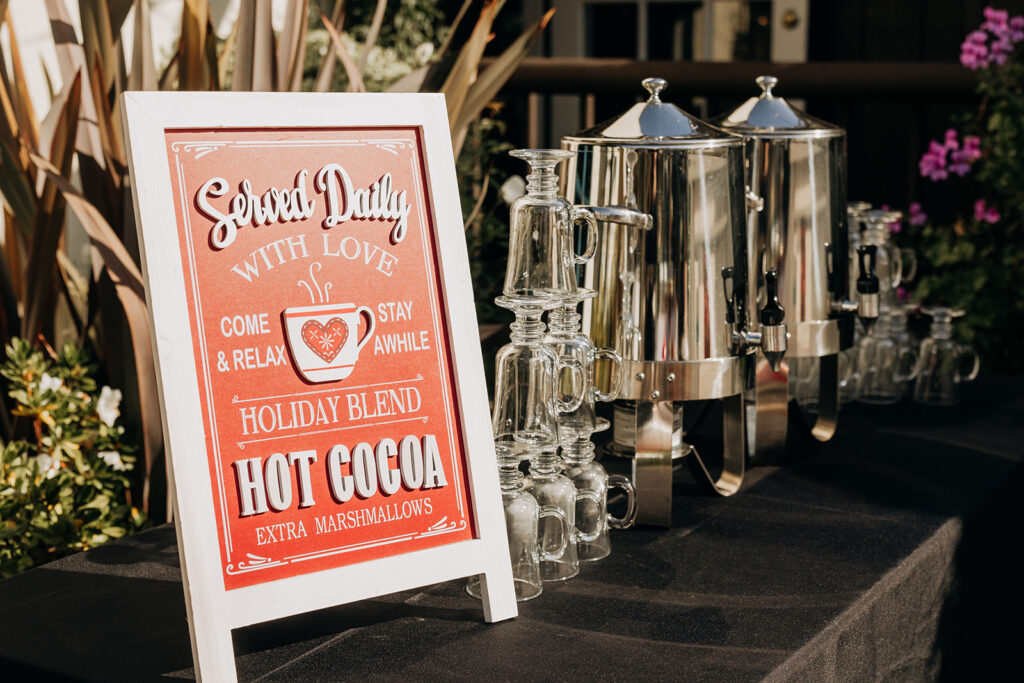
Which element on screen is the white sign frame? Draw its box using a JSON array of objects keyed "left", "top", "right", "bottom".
[{"left": 121, "top": 91, "right": 516, "bottom": 682}]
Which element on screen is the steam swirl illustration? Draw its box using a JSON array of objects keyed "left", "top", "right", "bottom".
[{"left": 298, "top": 262, "right": 333, "bottom": 304}]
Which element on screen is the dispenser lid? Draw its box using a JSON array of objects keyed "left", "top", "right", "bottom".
[
  {"left": 718, "top": 75, "right": 843, "bottom": 138},
  {"left": 564, "top": 77, "right": 739, "bottom": 147}
]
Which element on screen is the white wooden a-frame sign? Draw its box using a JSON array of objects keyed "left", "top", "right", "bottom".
[{"left": 121, "top": 91, "right": 516, "bottom": 682}]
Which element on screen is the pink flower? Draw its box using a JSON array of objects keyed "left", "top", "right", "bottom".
[
  {"left": 974, "top": 199, "right": 1000, "bottom": 223},
  {"left": 961, "top": 8, "right": 1024, "bottom": 69},
  {"left": 908, "top": 202, "right": 927, "bottom": 226},
  {"left": 921, "top": 130, "right": 982, "bottom": 180},
  {"left": 879, "top": 204, "right": 902, "bottom": 233},
  {"left": 897, "top": 286, "right": 911, "bottom": 302}
]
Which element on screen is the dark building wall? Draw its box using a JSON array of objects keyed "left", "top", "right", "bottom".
[{"left": 807, "top": 0, "right": 1024, "bottom": 214}]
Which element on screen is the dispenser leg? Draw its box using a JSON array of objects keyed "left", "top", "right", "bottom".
[
  {"left": 687, "top": 393, "right": 746, "bottom": 496},
  {"left": 747, "top": 355, "right": 790, "bottom": 463},
  {"left": 632, "top": 400, "right": 674, "bottom": 527},
  {"left": 807, "top": 353, "right": 839, "bottom": 442}
]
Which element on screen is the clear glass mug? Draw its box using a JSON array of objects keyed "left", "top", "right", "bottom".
[
  {"left": 504, "top": 149, "right": 596, "bottom": 301},
  {"left": 789, "top": 355, "right": 853, "bottom": 412},
  {"left": 545, "top": 291, "right": 625, "bottom": 438},
  {"left": 466, "top": 447, "right": 565, "bottom": 602},
  {"left": 856, "top": 210, "right": 904, "bottom": 309},
  {"left": 491, "top": 306, "right": 585, "bottom": 455},
  {"left": 563, "top": 450, "right": 636, "bottom": 562},
  {"left": 855, "top": 332, "right": 917, "bottom": 404},
  {"left": 913, "top": 307, "right": 979, "bottom": 406},
  {"left": 525, "top": 452, "right": 578, "bottom": 582},
  {"left": 913, "top": 340, "right": 980, "bottom": 406}
]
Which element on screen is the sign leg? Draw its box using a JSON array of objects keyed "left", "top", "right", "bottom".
[{"left": 476, "top": 561, "right": 518, "bottom": 622}]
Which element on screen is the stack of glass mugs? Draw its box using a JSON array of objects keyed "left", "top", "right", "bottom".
[
  {"left": 467, "top": 149, "right": 636, "bottom": 602},
  {"left": 838, "top": 204, "right": 978, "bottom": 406}
]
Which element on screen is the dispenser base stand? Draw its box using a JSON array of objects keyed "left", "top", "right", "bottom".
[{"left": 627, "top": 395, "right": 747, "bottom": 527}]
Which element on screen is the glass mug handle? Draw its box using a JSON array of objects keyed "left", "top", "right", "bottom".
[
  {"left": 891, "top": 247, "right": 903, "bottom": 289},
  {"left": 839, "top": 349, "right": 856, "bottom": 386},
  {"left": 571, "top": 207, "right": 597, "bottom": 264},
  {"left": 538, "top": 505, "right": 569, "bottom": 561},
  {"left": 900, "top": 248, "right": 918, "bottom": 282},
  {"left": 592, "top": 347, "right": 624, "bottom": 402},
  {"left": 574, "top": 488, "right": 604, "bottom": 543},
  {"left": 958, "top": 345, "right": 980, "bottom": 383},
  {"left": 556, "top": 357, "right": 586, "bottom": 413},
  {"left": 606, "top": 474, "right": 637, "bottom": 530},
  {"left": 895, "top": 347, "right": 919, "bottom": 382}
]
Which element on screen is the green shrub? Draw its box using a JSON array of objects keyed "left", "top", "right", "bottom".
[
  {"left": 906, "top": 7, "right": 1024, "bottom": 372},
  {"left": 0, "top": 339, "right": 146, "bottom": 577}
]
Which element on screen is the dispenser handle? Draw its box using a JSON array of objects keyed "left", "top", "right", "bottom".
[
  {"left": 606, "top": 474, "right": 637, "bottom": 530},
  {"left": 592, "top": 347, "right": 624, "bottom": 402},
  {"left": 824, "top": 241, "right": 836, "bottom": 293},
  {"left": 556, "top": 356, "right": 587, "bottom": 413},
  {"left": 721, "top": 266, "right": 736, "bottom": 324},
  {"left": 857, "top": 245, "right": 879, "bottom": 294},
  {"left": 571, "top": 207, "right": 598, "bottom": 264},
  {"left": 761, "top": 269, "right": 785, "bottom": 326},
  {"left": 958, "top": 345, "right": 980, "bottom": 383},
  {"left": 538, "top": 505, "right": 570, "bottom": 561}
]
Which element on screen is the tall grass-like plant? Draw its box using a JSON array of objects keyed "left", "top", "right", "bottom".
[{"left": 0, "top": 0, "right": 550, "bottom": 525}]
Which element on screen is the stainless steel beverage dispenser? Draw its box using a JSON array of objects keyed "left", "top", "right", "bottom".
[
  {"left": 561, "top": 78, "right": 787, "bottom": 526},
  {"left": 718, "top": 76, "right": 878, "bottom": 461}
]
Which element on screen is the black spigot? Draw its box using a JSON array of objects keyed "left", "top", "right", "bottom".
[
  {"left": 721, "top": 266, "right": 736, "bottom": 324},
  {"left": 759, "top": 268, "right": 787, "bottom": 370},
  {"left": 856, "top": 244, "right": 880, "bottom": 331},
  {"left": 761, "top": 268, "right": 785, "bottom": 326}
]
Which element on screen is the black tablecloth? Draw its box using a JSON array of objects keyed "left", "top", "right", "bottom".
[{"left": 2, "top": 377, "right": 1022, "bottom": 682}]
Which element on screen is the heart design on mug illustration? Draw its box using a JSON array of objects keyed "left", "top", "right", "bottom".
[{"left": 300, "top": 318, "right": 350, "bottom": 362}]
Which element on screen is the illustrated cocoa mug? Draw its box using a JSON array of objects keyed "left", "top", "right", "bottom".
[{"left": 282, "top": 303, "right": 375, "bottom": 383}]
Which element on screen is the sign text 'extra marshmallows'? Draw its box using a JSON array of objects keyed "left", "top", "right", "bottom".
[{"left": 195, "top": 164, "right": 413, "bottom": 249}]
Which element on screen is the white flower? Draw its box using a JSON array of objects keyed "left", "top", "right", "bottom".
[
  {"left": 35, "top": 453, "right": 60, "bottom": 479},
  {"left": 415, "top": 42, "right": 435, "bottom": 65},
  {"left": 499, "top": 175, "right": 527, "bottom": 204},
  {"left": 39, "top": 373, "right": 63, "bottom": 394},
  {"left": 97, "top": 386, "right": 122, "bottom": 427},
  {"left": 99, "top": 450, "right": 127, "bottom": 471}
]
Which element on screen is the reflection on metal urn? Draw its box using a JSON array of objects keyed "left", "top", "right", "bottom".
[
  {"left": 718, "top": 75, "right": 872, "bottom": 461},
  {"left": 561, "top": 78, "right": 786, "bottom": 526}
]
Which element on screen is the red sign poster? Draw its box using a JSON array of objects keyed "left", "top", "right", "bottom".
[{"left": 164, "top": 127, "right": 475, "bottom": 590}]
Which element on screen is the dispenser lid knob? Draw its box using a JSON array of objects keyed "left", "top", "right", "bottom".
[
  {"left": 642, "top": 77, "right": 667, "bottom": 103},
  {"left": 756, "top": 75, "right": 778, "bottom": 98}
]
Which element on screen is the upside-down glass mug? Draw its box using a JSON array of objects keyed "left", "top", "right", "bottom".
[
  {"left": 504, "top": 149, "right": 596, "bottom": 302},
  {"left": 913, "top": 307, "right": 980, "bottom": 406},
  {"left": 561, "top": 434, "right": 636, "bottom": 562},
  {"left": 855, "top": 311, "right": 918, "bottom": 404},
  {"left": 466, "top": 444, "right": 561, "bottom": 602},
  {"left": 491, "top": 298, "right": 585, "bottom": 455}
]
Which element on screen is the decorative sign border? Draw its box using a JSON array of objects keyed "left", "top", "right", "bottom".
[{"left": 121, "top": 92, "right": 516, "bottom": 682}]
